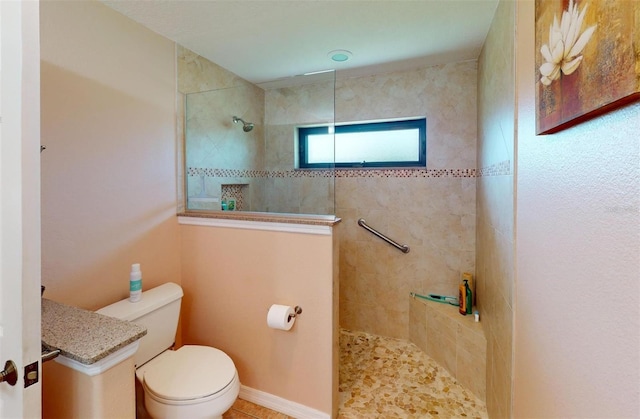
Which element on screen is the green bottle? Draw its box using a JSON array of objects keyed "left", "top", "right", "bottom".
[{"left": 464, "top": 279, "right": 472, "bottom": 315}]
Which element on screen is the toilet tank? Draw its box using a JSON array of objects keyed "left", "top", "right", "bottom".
[{"left": 96, "top": 282, "right": 183, "bottom": 367}]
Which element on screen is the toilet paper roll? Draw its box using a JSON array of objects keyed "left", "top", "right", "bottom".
[{"left": 267, "top": 304, "right": 296, "bottom": 331}]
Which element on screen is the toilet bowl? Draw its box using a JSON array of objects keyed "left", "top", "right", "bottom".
[
  {"left": 96, "top": 282, "right": 239, "bottom": 419},
  {"left": 137, "top": 346, "right": 239, "bottom": 419}
]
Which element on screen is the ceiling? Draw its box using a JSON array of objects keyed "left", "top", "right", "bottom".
[{"left": 102, "top": 0, "right": 499, "bottom": 84}]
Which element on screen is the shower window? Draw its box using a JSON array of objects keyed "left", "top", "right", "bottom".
[{"left": 298, "top": 118, "right": 426, "bottom": 169}]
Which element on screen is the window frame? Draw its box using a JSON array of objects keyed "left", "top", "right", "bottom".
[{"left": 298, "top": 118, "right": 427, "bottom": 169}]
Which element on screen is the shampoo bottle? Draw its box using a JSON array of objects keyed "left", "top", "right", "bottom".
[
  {"left": 129, "top": 263, "right": 142, "bottom": 303},
  {"left": 459, "top": 282, "right": 467, "bottom": 315}
]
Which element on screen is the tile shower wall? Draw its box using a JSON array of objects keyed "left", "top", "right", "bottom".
[
  {"left": 337, "top": 61, "right": 477, "bottom": 340},
  {"left": 476, "top": 1, "right": 515, "bottom": 418}
]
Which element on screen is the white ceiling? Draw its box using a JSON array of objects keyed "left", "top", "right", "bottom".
[{"left": 102, "top": 0, "right": 499, "bottom": 84}]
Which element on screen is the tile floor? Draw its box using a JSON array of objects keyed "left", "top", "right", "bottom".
[
  {"left": 223, "top": 329, "right": 488, "bottom": 419},
  {"left": 338, "top": 329, "right": 488, "bottom": 418},
  {"left": 223, "top": 398, "right": 294, "bottom": 419}
]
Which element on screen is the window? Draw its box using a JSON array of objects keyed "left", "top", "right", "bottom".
[{"left": 298, "top": 118, "right": 426, "bottom": 168}]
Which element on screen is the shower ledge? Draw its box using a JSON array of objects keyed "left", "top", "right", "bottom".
[{"left": 178, "top": 211, "right": 340, "bottom": 233}]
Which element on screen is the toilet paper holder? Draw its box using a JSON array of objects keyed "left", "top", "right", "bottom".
[{"left": 288, "top": 306, "right": 303, "bottom": 322}]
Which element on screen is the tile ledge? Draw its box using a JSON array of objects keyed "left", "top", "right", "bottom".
[
  {"left": 178, "top": 211, "right": 340, "bottom": 226},
  {"left": 178, "top": 212, "right": 341, "bottom": 236}
]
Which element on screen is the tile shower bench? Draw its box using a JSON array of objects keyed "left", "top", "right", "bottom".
[{"left": 409, "top": 296, "right": 487, "bottom": 401}]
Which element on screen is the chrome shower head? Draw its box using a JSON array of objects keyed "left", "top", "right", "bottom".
[{"left": 233, "top": 116, "right": 254, "bottom": 132}]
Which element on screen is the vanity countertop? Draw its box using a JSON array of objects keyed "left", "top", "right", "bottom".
[{"left": 42, "top": 298, "right": 146, "bottom": 365}]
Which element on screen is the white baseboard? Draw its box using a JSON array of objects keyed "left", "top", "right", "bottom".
[{"left": 239, "top": 385, "right": 330, "bottom": 419}]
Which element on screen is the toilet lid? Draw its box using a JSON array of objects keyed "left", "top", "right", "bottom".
[{"left": 143, "top": 345, "right": 237, "bottom": 401}]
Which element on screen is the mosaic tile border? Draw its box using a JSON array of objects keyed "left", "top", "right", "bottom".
[
  {"left": 477, "top": 160, "right": 512, "bottom": 176},
  {"left": 187, "top": 167, "right": 477, "bottom": 179}
]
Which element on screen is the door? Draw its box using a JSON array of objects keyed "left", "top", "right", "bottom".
[{"left": 0, "top": 1, "right": 41, "bottom": 418}]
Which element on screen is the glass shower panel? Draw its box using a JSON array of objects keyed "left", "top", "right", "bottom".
[
  {"left": 185, "top": 83, "right": 264, "bottom": 211},
  {"left": 184, "top": 71, "right": 335, "bottom": 216},
  {"left": 258, "top": 71, "right": 336, "bottom": 215}
]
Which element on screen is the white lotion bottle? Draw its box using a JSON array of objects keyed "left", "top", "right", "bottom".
[{"left": 129, "top": 263, "right": 142, "bottom": 302}]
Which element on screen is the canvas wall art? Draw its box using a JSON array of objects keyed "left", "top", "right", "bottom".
[{"left": 535, "top": 0, "right": 639, "bottom": 134}]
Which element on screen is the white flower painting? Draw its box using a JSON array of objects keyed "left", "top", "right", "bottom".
[
  {"left": 539, "top": 0, "right": 597, "bottom": 86},
  {"left": 535, "top": 0, "right": 639, "bottom": 135}
]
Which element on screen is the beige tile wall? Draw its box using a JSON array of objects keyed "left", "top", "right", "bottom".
[
  {"left": 476, "top": 0, "right": 516, "bottom": 417},
  {"left": 337, "top": 61, "right": 478, "bottom": 340}
]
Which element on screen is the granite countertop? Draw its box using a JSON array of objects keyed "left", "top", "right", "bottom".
[{"left": 42, "top": 298, "right": 146, "bottom": 365}]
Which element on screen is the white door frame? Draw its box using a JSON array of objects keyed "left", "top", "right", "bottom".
[{"left": 0, "top": 1, "right": 41, "bottom": 417}]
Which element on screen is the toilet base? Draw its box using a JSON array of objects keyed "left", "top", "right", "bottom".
[{"left": 142, "top": 371, "right": 240, "bottom": 419}]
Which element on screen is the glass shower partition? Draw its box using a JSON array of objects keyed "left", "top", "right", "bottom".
[{"left": 184, "top": 71, "right": 336, "bottom": 216}]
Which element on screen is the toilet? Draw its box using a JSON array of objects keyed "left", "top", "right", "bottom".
[{"left": 96, "top": 282, "right": 239, "bottom": 419}]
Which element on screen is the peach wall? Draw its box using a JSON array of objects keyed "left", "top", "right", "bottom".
[
  {"left": 514, "top": 1, "right": 640, "bottom": 417},
  {"left": 40, "top": 1, "right": 181, "bottom": 310},
  {"left": 180, "top": 222, "right": 338, "bottom": 415},
  {"left": 476, "top": 0, "right": 515, "bottom": 417}
]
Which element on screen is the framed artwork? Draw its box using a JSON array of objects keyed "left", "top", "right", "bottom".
[{"left": 535, "top": 0, "right": 639, "bottom": 134}]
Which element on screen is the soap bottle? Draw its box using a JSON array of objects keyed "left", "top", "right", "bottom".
[{"left": 129, "top": 263, "right": 142, "bottom": 303}]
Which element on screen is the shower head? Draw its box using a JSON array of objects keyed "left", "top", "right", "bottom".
[{"left": 233, "top": 116, "right": 254, "bottom": 132}]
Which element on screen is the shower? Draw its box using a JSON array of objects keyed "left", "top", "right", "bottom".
[{"left": 232, "top": 116, "right": 254, "bottom": 132}]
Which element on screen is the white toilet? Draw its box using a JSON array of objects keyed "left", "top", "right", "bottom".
[{"left": 97, "top": 282, "right": 240, "bottom": 419}]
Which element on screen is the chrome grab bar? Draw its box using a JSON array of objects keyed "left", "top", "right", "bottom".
[{"left": 358, "top": 218, "right": 410, "bottom": 254}]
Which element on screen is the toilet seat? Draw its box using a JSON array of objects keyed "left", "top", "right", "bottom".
[{"left": 142, "top": 345, "right": 237, "bottom": 402}]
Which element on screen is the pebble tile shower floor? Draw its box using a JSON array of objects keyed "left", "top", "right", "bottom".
[
  {"left": 222, "top": 329, "right": 488, "bottom": 418},
  {"left": 338, "top": 329, "right": 488, "bottom": 418}
]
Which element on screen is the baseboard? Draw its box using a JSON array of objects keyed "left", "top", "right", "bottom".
[{"left": 239, "top": 385, "right": 330, "bottom": 419}]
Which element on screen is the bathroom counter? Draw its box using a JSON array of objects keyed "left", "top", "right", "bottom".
[{"left": 42, "top": 298, "right": 146, "bottom": 365}]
